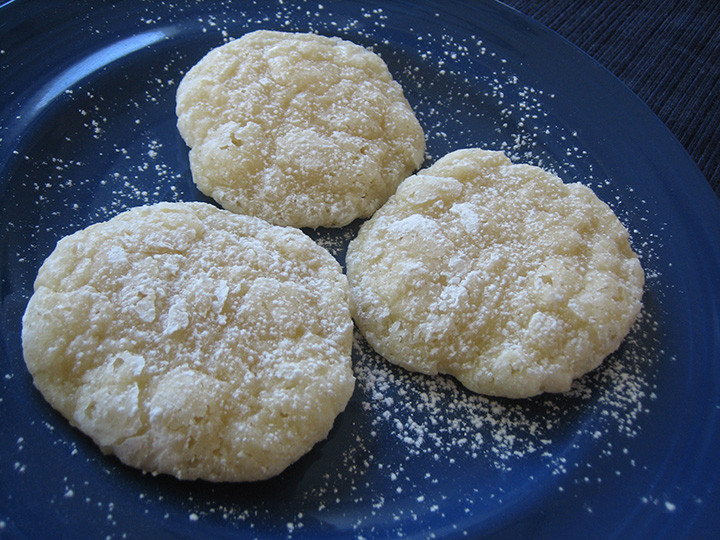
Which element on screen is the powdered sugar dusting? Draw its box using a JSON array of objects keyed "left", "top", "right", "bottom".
[{"left": 0, "top": 0, "right": 679, "bottom": 537}]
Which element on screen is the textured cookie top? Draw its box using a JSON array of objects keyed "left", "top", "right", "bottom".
[
  {"left": 176, "top": 30, "right": 426, "bottom": 228},
  {"left": 347, "top": 149, "right": 644, "bottom": 398},
  {"left": 22, "top": 202, "right": 354, "bottom": 481}
]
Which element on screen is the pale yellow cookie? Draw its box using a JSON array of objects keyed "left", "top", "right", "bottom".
[
  {"left": 22, "top": 202, "right": 354, "bottom": 481},
  {"left": 347, "top": 149, "right": 644, "bottom": 398},
  {"left": 176, "top": 30, "right": 426, "bottom": 228}
]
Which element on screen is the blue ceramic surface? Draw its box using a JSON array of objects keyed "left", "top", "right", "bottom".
[{"left": 1, "top": 1, "right": 719, "bottom": 538}]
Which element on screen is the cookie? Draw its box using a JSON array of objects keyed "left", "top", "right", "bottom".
[
  {"left": 176, "top": 30, "right": 425, "bottom": 228},
  {"left": 346, "top": 149, "right": 644, "bottom": 398},
  {"left": 22, "top": 202, "right": 355, "bottom": 481}
]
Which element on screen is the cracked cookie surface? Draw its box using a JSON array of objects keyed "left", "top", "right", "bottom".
[
  {"left": 22, "top": 202, "right": 354, "bottom": 481},
  {"left": 347, "top": 149, "right": 644, "bottom": 398},
  {"left": 176, "top": 30, "right": 425, "bottom": 228}
]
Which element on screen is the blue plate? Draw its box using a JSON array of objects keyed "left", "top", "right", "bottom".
[{"left": 2, "top": 1, "right": 719, "bottom": 538}]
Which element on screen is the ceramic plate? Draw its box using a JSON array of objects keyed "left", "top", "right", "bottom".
[{"left": 2, "top": 1, "right": 719, "bottom": 538}]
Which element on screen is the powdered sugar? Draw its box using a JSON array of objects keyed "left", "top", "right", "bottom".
[{"left": 0, "top": 0, "right": 674, "bottom": 537}]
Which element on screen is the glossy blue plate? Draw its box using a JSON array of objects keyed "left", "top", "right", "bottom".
[{"left": 2, "top": 1, "right": 719, "bottom": 538}]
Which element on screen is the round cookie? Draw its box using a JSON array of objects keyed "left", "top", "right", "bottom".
[
  {"left": 346, "top": 149, "right": 644, "bottom": 399},
  {"left": 176, "top": 30, "right": 425, "bottom": 228},
  {"left": 22, "top": 202, "right": 355, "bottom": 481}
]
